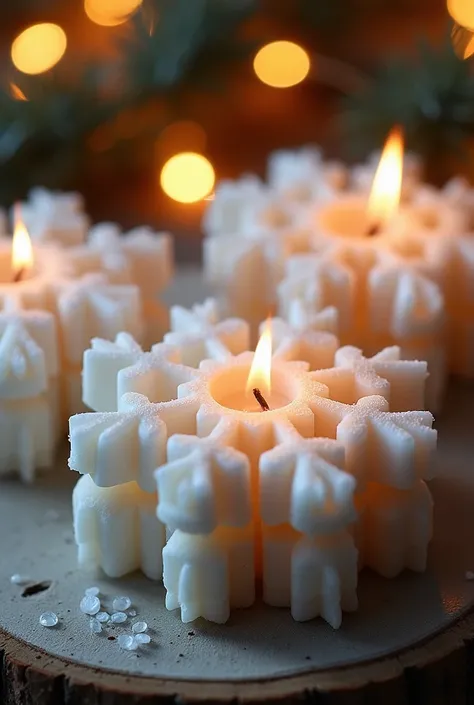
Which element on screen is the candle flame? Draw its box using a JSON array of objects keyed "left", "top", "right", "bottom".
[
  {"left": 367, "top": 126, "right": 404, "bottom": 232},
  {"left": 246, "top": 320, "right": 272, "bottom": 399},
  {"left": 12, "top": 206, "right": 33, "bottom": 276}
]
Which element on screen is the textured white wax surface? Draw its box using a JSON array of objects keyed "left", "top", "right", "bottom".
[
  {"left": 1, "top": 377, "right": 474, "bottom": 680},
  {"left": 202, "top": 151, "right": 474, "bottom": 402}
]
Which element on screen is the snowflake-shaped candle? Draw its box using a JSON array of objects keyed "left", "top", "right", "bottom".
[
  {"left": 69, "top": 304, "right": 438, "bottom": 627},
  {"left": 20, "top": 187, "right": 89, "bottom": 247},
  {"left": 204, "top": 130, "right": 473, "bottom": 403},
  {"left": 0, "top": 208, "right": 161, "bottom": 481}
]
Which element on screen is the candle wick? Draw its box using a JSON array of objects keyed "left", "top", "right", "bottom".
[
  {"left": 366, "top": 222, "right": 381, "bottom": 237},
  {"left": 13, "top": 267, "right": 24, "bottom": 283},
  {"left": 253, "top": 388, "right": 270, "bottom": 412}
]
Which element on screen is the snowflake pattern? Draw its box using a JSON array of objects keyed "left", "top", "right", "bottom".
[
  {"left": 70, "top": 299, "right": 438, "bottom": 626},
  {"left": 203, "top": 146, "right": 474, "bottom": 415}
]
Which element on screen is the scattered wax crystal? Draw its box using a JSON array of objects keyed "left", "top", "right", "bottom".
[
  {"left": 39, "top": 612, "right": 58, "bottom": 627},
  {"left": 111, "top": 611, "right": 127, "bottom": 623},
  {"left": 10, "top": 574, "right": 31, "bottom": 585},
  {"left": 112, "top": 596, "right": 132, "bottom": 611},
  {"left": 89, "top": 618, "right": 102, "bottom": 634},
  {"left": 96, "top": 611, "right": 110, "bottom": 623},
  {"left": 131, "top": 621, "right": 147, "bottom": 633},
  {"left": 85, "top": 586, "right": 100, "bottom": 597},
  {"left": 134, "top": 633, "right": 151, "bottom": 644},
  {"left": 80, "top": 595, "right": 101, "bottom": 615},
  {"left": 118, "top": 634, "right": 137, "bottom": 650},
  {"left": 128, "top": 609, "right": 137, "bottom": 617}
]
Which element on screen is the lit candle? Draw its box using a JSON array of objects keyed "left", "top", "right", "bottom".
[
  {"left": 203, "top": 133, "right": 473, "bottom": 408},
  {"left": 0, "top": 207, "right": 150, "bottom": 482},
  {"left": 279, "top": 132, "right": 449, "bottom": 409},
  {"left": 12, "top": 206, "right": 34, "bottom": 283},
  {"left": 313, "top": 127, "right": 404, "bottom": 241},
  {"left": 70, "top": 305, "right": 437, "bottom": 626}
]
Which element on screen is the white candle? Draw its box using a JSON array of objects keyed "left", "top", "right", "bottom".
[
  {"left": 312, "top": 345, "right": 428, "bottom": 412},
  {"left": 355, "top": 480, "right": 433, "bottom": 578},
  {"left": 268, "top": 146, "right": 348, "bottom": 202},
  {"left": 203, "top": 133, "right": 472, "bottom": 405},
  {"left": 164, "top": 298, "right": 250, "bottom": 367},
  {"left": 73, "top": 473, "right": 165, "bottom": 579},
  {"left": 202, "top": 175, "right": 265, "bottom": 237},
  {"left": 70, "top": 315, "right": 438, "bottom": 627},
  {"left": 81, "top": 300, "right": 248, "bottom": 413},
  {"left": 19, "top": 187, "right": 89, "bottom": 247},
  {"left": 163, "top": 525, "right": 255, "bottom": 624},
  {"left": 74, "top": 222, "right": 173, "bottom": 348},
  {"left": 262, "top": 526, "right": 358, "bottom": 626},
  {"left": 268, "top": 305, "right": 339, "bottom": 371},
  {"left": 0, "top": 207, "right": 154, "bottom": 481}
]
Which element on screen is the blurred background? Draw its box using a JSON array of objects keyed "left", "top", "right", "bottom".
[{"left": 0, "top": 0, "right": 469, "bottom": 261}]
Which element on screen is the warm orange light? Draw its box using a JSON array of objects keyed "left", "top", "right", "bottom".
[
  {"left": 463, "top": 32, "right": 474, "bottom": 59},
  {"left": 12, "top": 208, "right": 33, "bottom": 277},
  {"left": 253, "top": 41, "right": 310, "bottom": 88},
  {"left": 160, "top": 152, "right": 215, "bottom": 203},
  {"left": 246, "top": 321, "right": 272, "bottom": 400},
  {"left": 84, "top": 0, "right": 142, "bottom": 26},
  {"left": 10, "top": 83, "right": 27, "bottom": 101},
  {"left": 11, "top": 24, "right": 67, "bottom": 75},
  {"left": 448, "top": 0, "right": 474, "bottom": 31},
  {"left": 367, "top": 126, "right": 404, "bottom": 232}
]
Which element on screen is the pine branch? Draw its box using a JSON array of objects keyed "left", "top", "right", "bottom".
[{"left": 340, "top": 33, "right": 474, "bottom": 162}]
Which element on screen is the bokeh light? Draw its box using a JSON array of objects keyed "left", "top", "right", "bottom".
[
  {"left": 11, "top": 24, "right": 67, "bottom": 75},
  {"left": 85, "top": 0, "right": 143, "bottom": 26},
  {"left": 160, "top": 153, "right": 215, "bottom": 203},
  {"left": 448, "top": 0, "right": 474, "bottom": 30},
  {"left": 253, "top": 41, "right": 310, "bottom": 88}
]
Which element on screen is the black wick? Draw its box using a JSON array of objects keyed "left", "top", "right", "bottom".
[
  {"left": 13, "top": 267, "right": 24, "bottom": 283},
  {"left": 253, "top": 387, "right": 270, "bottom": 412},
  {"left": 366, "top": 222, "right": 381, "bottom": 237}
]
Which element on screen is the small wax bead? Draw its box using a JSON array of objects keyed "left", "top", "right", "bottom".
[
  {"left": 118, "top": 634, "right": 137, "bottom": 651},
  {"left": 10, "top": 574, "right": 31, "bottom": 585},
  {"left": 80, "top": 595, "right": 101, "bottom": 615},
  {"left": 112, "top": 596, "right": 132, "bottom": 611},
  {"left": 85, "top": 586, "right": 100, "bottom": 597},
  {"left": 111, "top": 612, "right": 127, "bottom": 623},
  {"left": 134, "top": 633, "right": 151, "bottom": 644},
  {"left": 89, "top": 618, "right": 102, "bottom": 634},
  {"left": 128, "top": 609, "right": 137, "bottom": 617},
  {"left": 39, "top": 612, "right": 58, "bottom": 627},
  {"left": 132, "top": 621, "right": 147, "bottom": 634},
  {"left": 96, "top": 612, "right": 110, "bottom": 623}
]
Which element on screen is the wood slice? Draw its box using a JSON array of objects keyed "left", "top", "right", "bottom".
[
  {"left": 0, "top": 276, "right": 473, "bottom": 704},
  {"left": 1, "top": 609, "right": 474, "bottom": 705}
]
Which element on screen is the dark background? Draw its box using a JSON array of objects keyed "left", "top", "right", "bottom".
[{"left": 0, "top": 0, "right": 454, "bottom": 261}]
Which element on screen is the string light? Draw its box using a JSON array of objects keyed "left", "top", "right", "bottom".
[
  {"left": 448, "top": 0, "right": 474, "bottom": 31},
  {"left": 160, "top": 153, "right": 215, "bottom": 204},
  {"left": 84, "top": 0, "right": 143, "bottom": 26},
  {"left": 11, "top": 24, "right": 67, "bottom": 75},
  {"left": 253, "top": 41, "right": 310, "bottom": 88}
]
